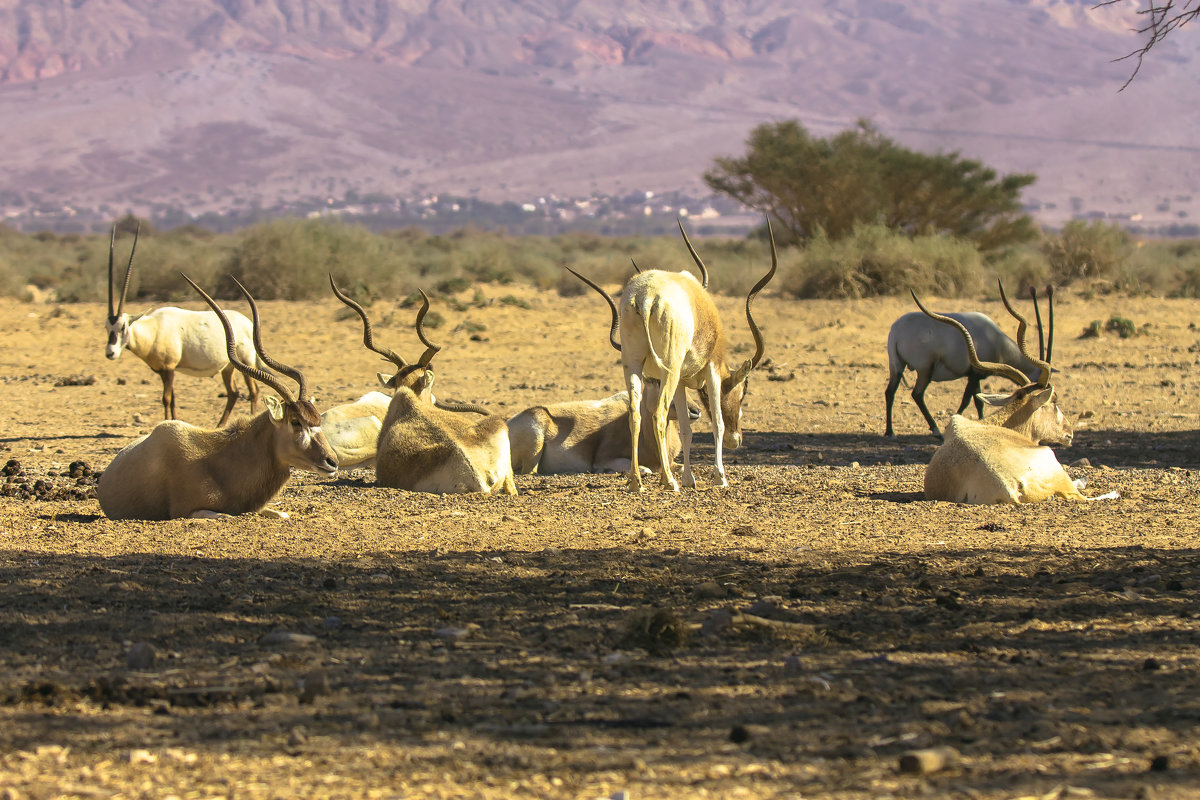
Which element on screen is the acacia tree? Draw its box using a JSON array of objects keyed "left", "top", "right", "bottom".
[
  {"left": 703, "top": 120, "right": 1037, "bottom": 252},
  {"left": 1097, "top": 0, "right": 1200, "bottom": 88}
]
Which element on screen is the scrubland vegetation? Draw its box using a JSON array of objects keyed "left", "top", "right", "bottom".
[{"left": 1, "top": 215, "right": 1199, "bottom": 305}]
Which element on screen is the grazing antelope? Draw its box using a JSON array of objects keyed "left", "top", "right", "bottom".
[
  {"left": 572, "top": 219, "right": 778, "bottom": 491},
  {"left": 330, "top": 278, "right": 516, "bottom": 495},
  {"left": 913, "top": 284, "right": 1117, "bottom": 504},
  {"left": 97, "top": 276, "right": 339, "bottom": 520},
  {"left": 884, "top": 305, "right": 1043, "bottom": 437},
  {"left": 103, "top": 226, "right": 262, "bottom": 426},
  {"left": 508, "top": 388, "right": 698, "bottom": 475}
]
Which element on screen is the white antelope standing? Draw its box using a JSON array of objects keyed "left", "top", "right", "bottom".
[
  {"left": 97, "top": 276, "right": 339, "bottom": 520},
  {"left": 574, "top": 219, "right": 778, "bottom": 491},
  {"left": 103, "top": 226, "right": 261, "bottom": 425},
  {"left": 884, "top": 292, "right": 1047, "bottom": 437},
  {"left": 330, "top": 279, "right": 517, "bottom": 495},
  {"left": 912, "top": 284, "right": 1117, "bottom": 504}
]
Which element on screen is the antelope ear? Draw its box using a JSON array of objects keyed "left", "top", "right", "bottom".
[
  {"left": 377, "top": 372, "right": 392, "bottom": 388},
  {"left": 1025, "top": 386, "right": 1055, "bottom": 411},
  {"left": 977, "top": 393, "right": 1016, "bottom": 408},
  {"left": 415, "top": 369, "right": 436, "bottom": 395},
  {"left": 265, "top": 395, "right": 285, "bottom": 421}
]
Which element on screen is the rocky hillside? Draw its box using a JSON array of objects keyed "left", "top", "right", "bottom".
[{"left": 0, "top": 0, "right": 1194, "bottom": 229}]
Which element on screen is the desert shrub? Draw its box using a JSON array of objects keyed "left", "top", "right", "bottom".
[
  {"left": 1043, "top": 220, "right": 1133, "bottom": 284},
  {"left": 783, "top": 223, "right": 983, "bottom": 298},
  {"left": 990, "top": 243, "right": 1051, "bottom": 294},
  {"left": 226, "top": 218, "right": 416, "bottom": 300}
]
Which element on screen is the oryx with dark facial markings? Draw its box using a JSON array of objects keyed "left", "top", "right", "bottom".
[{"left": 103, "top": 225, "right": 261, "bottom": 425}]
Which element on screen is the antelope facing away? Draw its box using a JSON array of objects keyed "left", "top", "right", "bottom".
[
  {"left": 97, "top": 276, "right": 339, "bottom": 520},
  {"left": 913, "top": 283, "right": 1117, "bottom": 504},
  {"left": 104, "top": 226, "right": 262, "bottom": 426},
  {"left": 573, "top": 218, "right": 778, "bottom": 491},
  {"left": 330, "top": 279, "right": 516, "bottom": 495},
  {"left": 884, "top": 305, "right": 1043, "bottom": 437}
]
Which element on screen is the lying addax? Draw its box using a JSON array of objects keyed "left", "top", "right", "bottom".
[
  {"left": 508, "top": 389, "right": 696, "bottom": 476},
  {"left": 330, "top": 281, "right": 516, "bottom": 494},
  {"left": 103, "top": 225, "right": 261, "bottom": 425},
  {"left": 575, "top": 219, "right": 777, "bottom": 491},
  {"left": 97, "top": 276, "right": 338, "bottom": 520},
  {"left": 912, "top": 284, "right": 1117, "bottom": 504}
]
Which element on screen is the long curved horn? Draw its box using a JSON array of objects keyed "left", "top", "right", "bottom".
[
  {"left": 181, "top": 274, "right": 296, "bottom": 403},
  {"left": 413, "top": 290, "right": 441, "bottom": 367},
  {"left": 1045, "top": 284, "right": 1055, "bottom": 365},
  {"left": 115, "top": 223, "right": 139, "bottom": 317},
  {"left": 565, "top": 266, "right": 621, "bottom": 352},
  {"left": 999, "top": 280, "right": 1051, "bottom": 386},
  {"left": 731, "top": 216, "right": 780, "bottom": 382},
  {"left": 911, "top": 289, "right": 1029, "bottom": 386},
  {"left": 107, "top": 226, "right": 116, "bottom": 317},
  {"left": 1030, "top": 285, "right": 1045, "bottom": 361},
  {"left": 328, "top": 274, "right": 409, "bottom": 370},
  {"left": 231, "top": 277, "right": 309, "bottom": 401},
  {"left": 629, "top": 257, "right": 641, "bottom": 274},
  {"left": 677, "top": 218, "right": 710, "bottom": 289}
]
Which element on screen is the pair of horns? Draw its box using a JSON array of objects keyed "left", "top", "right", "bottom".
[
  {"left": 107, "top": 224, "right": 139, "bottom": 319},
  {"left": 182, "top": 274, "right": 311, "bottom": 404},
  {"left": 566, "top": 216, "right": 779, "bottom": 379},
  {"left": 329, "top": 275, "right": 440, "bottom": 371},
  {"left": 912, "top": 280, "right": 1055, "bottom": 388}
]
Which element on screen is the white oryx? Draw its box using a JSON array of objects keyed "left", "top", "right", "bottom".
[
  {"left": 97, "top": 276, "right": 339, "bottom": 520},
  {"left": 573, "top": 218, "right": 778, "bottom": 491},
  {"left": 913, "top": 283, "right": 1118, "bottom": 505},
  {"left": 103, "top": 225, "right": 261, "bottom": 425},
  {"left": 329, "top": 279, "right": 516, "bottom": 495}
]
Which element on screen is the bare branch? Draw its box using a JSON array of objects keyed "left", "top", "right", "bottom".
[{"left": 1096, "top": 0, "right": 1200, "bottom": 89}]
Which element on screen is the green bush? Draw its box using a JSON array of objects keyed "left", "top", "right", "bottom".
[
  {"left": 1043, "top": 220, "right": 1133, "bottom": 284},
  {"left": 783, "top": 223, "right": 983, "bottom": 298}
]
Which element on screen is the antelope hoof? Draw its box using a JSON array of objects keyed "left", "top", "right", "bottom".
[
  {"left": 627, "top": 476, "right": 645, "bottom": 493},
  {"left": 681, "top": 471, "right": 697, "bottom": 489},
  {"left": 711, "top": 469, "right": 728, "bottom": 488}
]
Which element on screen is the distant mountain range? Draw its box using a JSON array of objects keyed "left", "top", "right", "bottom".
[{"left": 1, "top": 0, "right": 1197, "bottom": 232}]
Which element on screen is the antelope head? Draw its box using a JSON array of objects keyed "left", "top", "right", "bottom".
[
  {"left": 695, "top": 218, "right": 779, "bottom": 449},
  {"left": 330, "top": 276, "right": 441, "bottom": 403},
  {"left": 183, "top": 274, "right": 339, "bottom": 476},
  {"left": 912, "top": 281, "right": 1071, "bottom": 446},
  {"left": 104, "top": 224, "right": 139, "bottom": 359}
]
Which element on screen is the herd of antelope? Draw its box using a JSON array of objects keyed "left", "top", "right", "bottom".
[{"left": 93, "top": 221, "right": 1117, "bottom": 520}]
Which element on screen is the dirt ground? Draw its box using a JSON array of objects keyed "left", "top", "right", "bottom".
[{"left": 2, "top": 284, "right": 1200, "bottom": 800}]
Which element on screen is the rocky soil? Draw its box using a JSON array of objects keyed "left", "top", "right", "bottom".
[{"left": 1, "top": 288, "right": 1199, "bottom": 798}]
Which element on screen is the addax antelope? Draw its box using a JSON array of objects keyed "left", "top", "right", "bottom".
[
  {"left": 97, "top": 276, "right": 338, "bottom": 520},
  {"left": 103, "top": 226, "right": 261, "bottom": 425},
  {"left": 526, "top": 269, "right": 698, "bottom": 476},
  {"left": 912, "top": 283, "right": 1118, "bottom": 504},
  {"left": 330, "top": 278, "right": 516, "bottom": 494},
  {"left": 884, "top": 301, "right": 1043, "bottom": 437},
  {"left": 574, "top": 219, "right": 778, "bottom": 491}
]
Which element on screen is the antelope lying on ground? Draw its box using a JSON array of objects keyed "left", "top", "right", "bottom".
[
  {"left": 330, "top": 279, "right": 516, "bottom": 494},
  {"left": 508, "top": 388, "right": 698, "bottom": 475},
  {"left": 320, "top": 390, "right": 392, "bottom": 469},
  {"left": 97, "top": 276, "right": 339, "bottom": 520},
  {"left": 913, "top": 284, "right": 1118, "bottom": 504},
  {"left": 103, "top": 226, "right": 261, "bottom": 425},
  {"left": 572, "top": 219, "right": 778, "bottom": 491}
]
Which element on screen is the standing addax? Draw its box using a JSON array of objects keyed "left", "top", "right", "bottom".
[
  {"left": 103, "top": 225, "right": 262, "bottom": 425},
  {"left": 97, "top": 276, "right": 338, "bottom": 520},
  {"left": 330, "top": 279, "right": 516, "bottom": 495},
  {"left": 575, "top": 219, "right": 777, "bottom": 491},
  {"left": 884, "top": 305, "right": 1043, "bottom": 437},
  {"left": 913, "top": 283, "right": 1117, "bottom": 504}
]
